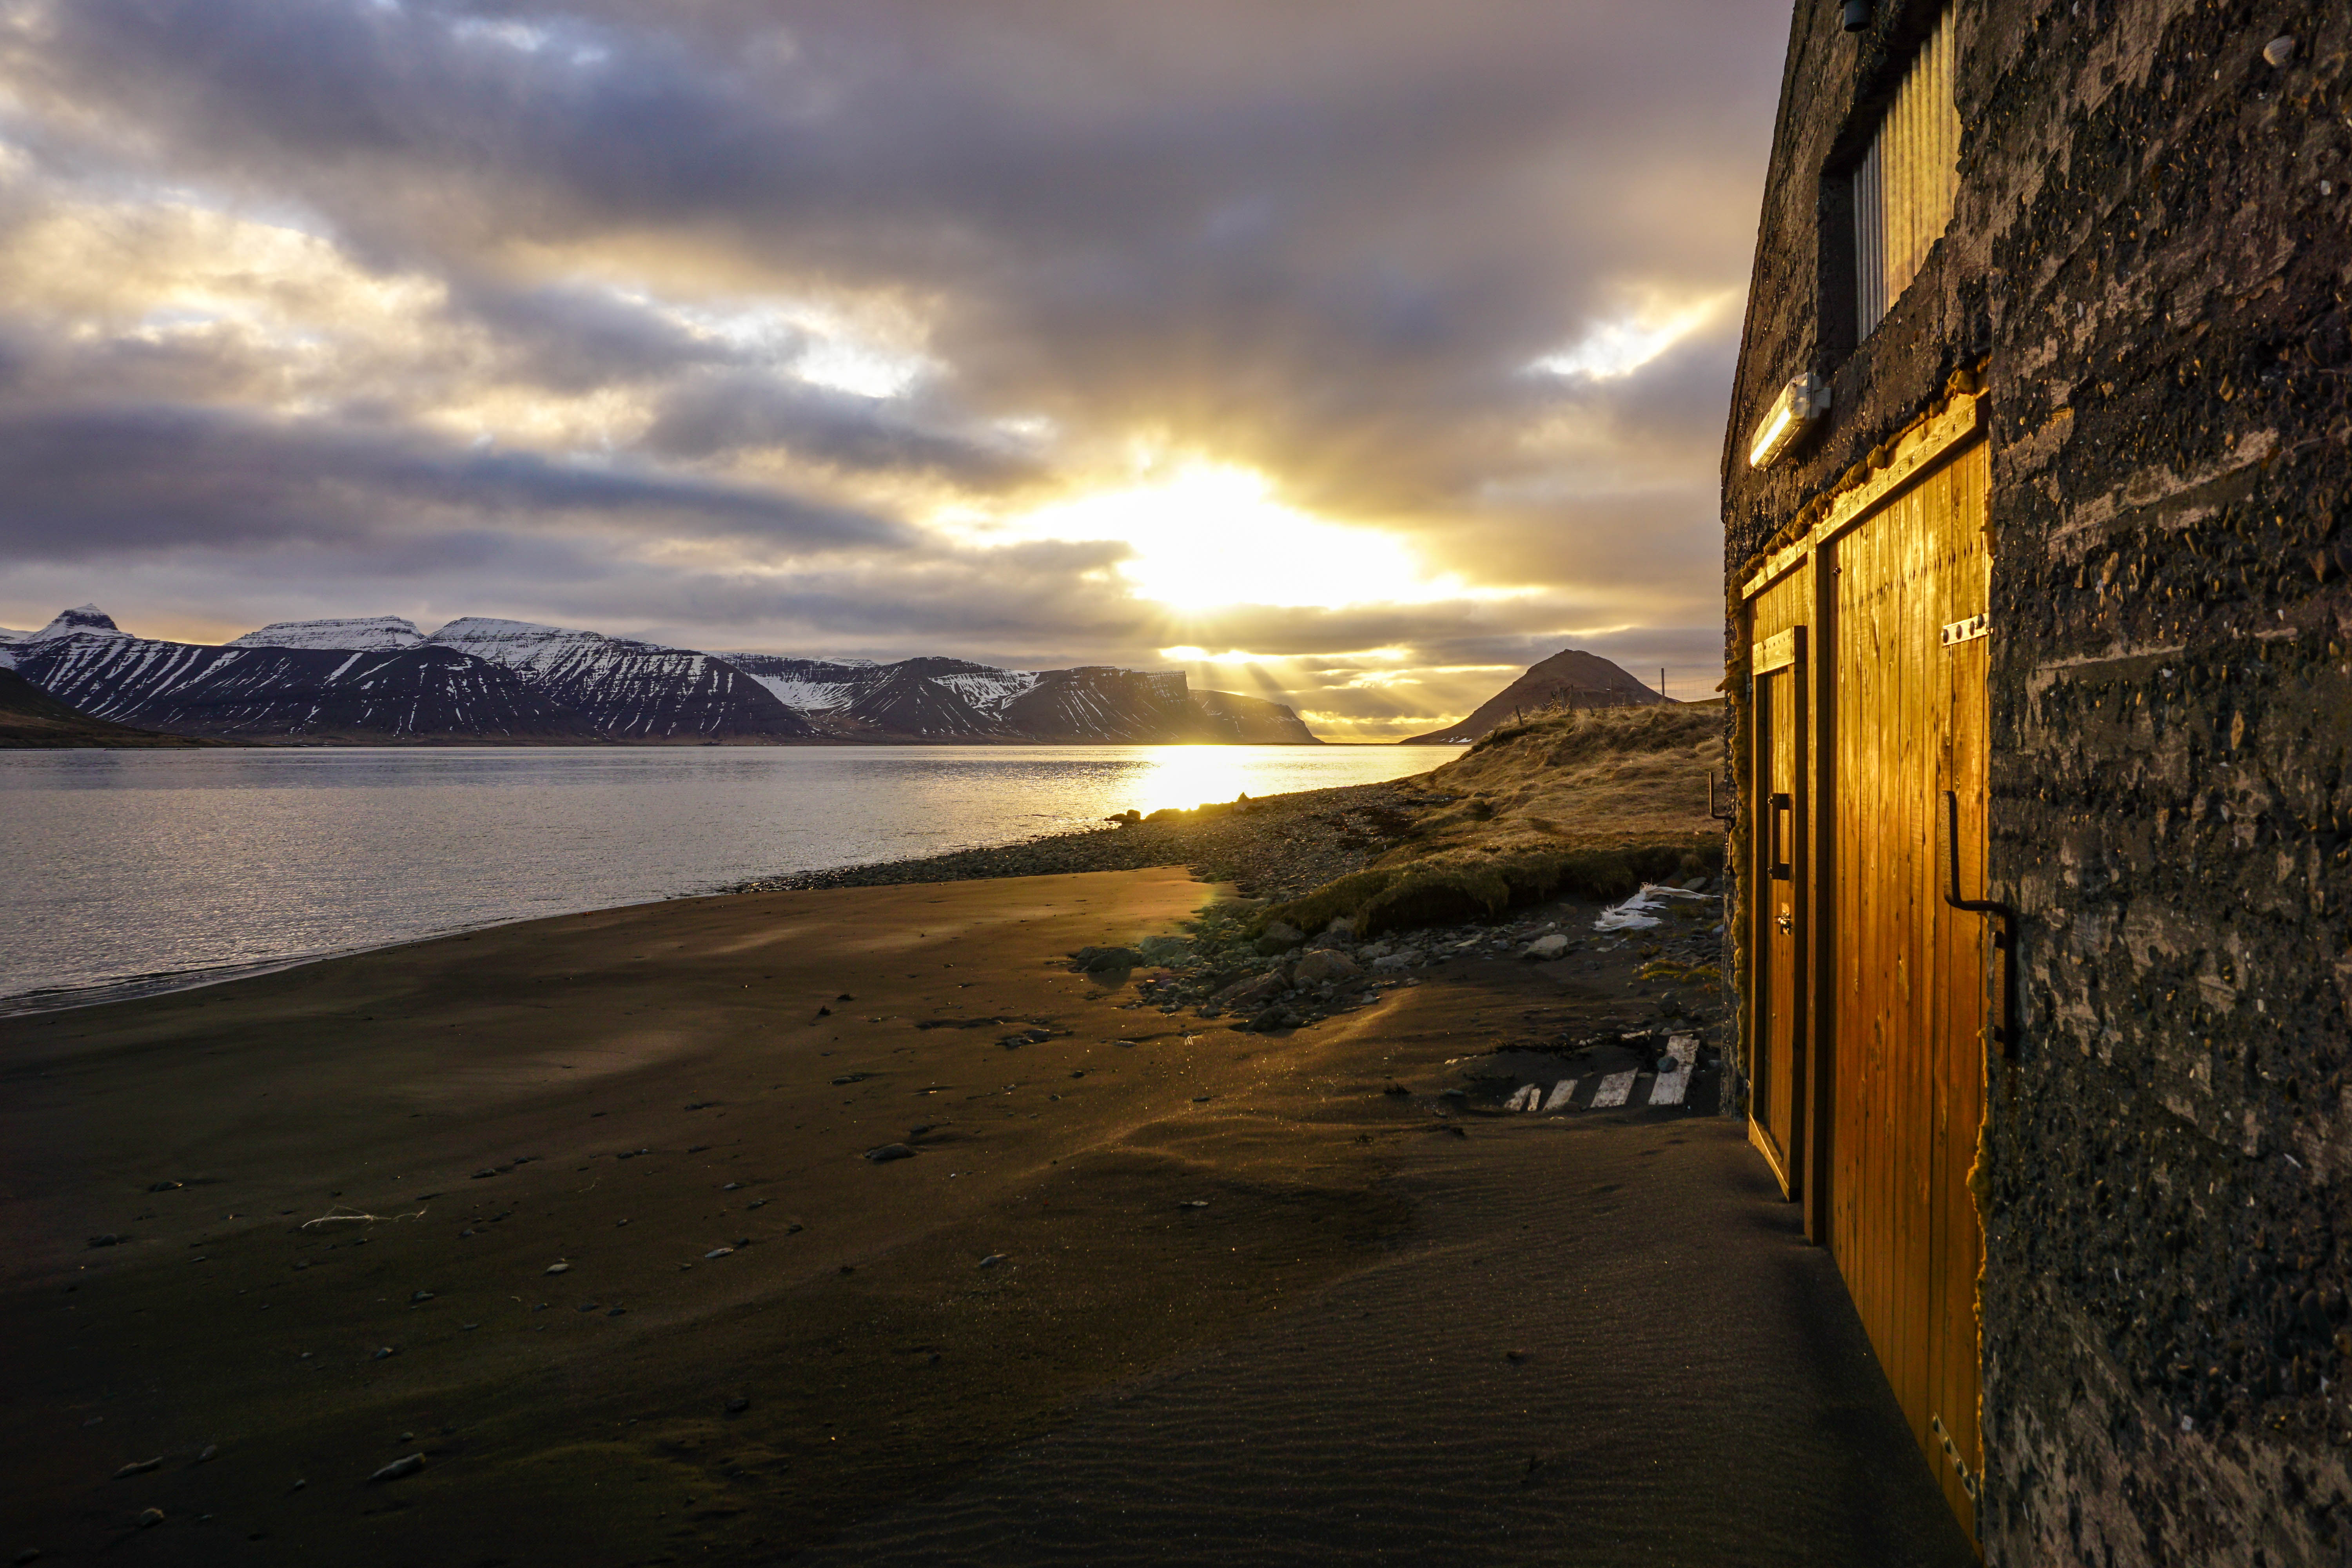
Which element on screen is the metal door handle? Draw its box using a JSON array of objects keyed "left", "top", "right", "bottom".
[
  {"left": 1768, "top": 793, "right": 1793, "bottom": 879},
  {"left": 1941, "top": 789, "right": 2018, "bottom": 1057}
]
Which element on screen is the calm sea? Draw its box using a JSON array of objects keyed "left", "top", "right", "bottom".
[{"left": 0, "top": 744, "right": 1458, "bottom": 1012}]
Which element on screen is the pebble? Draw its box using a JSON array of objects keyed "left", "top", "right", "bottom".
[
  {"left": 136, "top": 1509, "right": 164, "bottom": 1528},
  {"left": 113, "top": 1457, "right": 163, "bottom": 1479},
  {"left": 409, "top": 1290, "right": 434, "bottom": 1304},
  {"left": 367, "top": 1454, "right": 424, "bottom": 1484},
  {"left": 864, "top": 1143, "right": 917, "bottom": 1163},
  {"left": 978, "top": 1253, "right": 1008, "bottom": 1268},
  {"left": 372, "top": 1346, "right": 396, "bottom": 1360},
  {"left": 2263, "top": 34, "right": 2296, "bottom": 67},
  {"left": 725, "top": 1396, "right": 750, "bottom": 1414},
  {"left": 544, "top": 1263, "right": 570, "bottom": 1275},
  {"left": 704, "top": 1247, "right": 735, "bottom": 1259}
]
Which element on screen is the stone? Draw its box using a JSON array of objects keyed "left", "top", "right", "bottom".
[
  {"left": 1372, "top": 954, "right": 1414, "bottom": 971},
  {"left": 1523, "top": 934, "right": 1572, "bottom": 960},
  {"left": 864, "top": 1143, "right": 917, "bottom": 1163},
  {"left": 977, "top": 1253, "right": 1008, "bottom": 1268},
  {"left": 408, "top": 1290, "right": 434, "bottom": 1304},
  {"left": 1138, "top": 934, "right": 1193, "bottom": 965},
  {"left": 1291, "top": 949, "right": 1362, "bottom": 986},
  {"left": 2262, "top": 34, "right": 2296, "bottom": 67},
  {"left": 1071, "top": 945, "right": 1142, "bottom": 973},
  {"left": 136, "top": 1509, "right": 164, "bottom": 1529},
  {"left": 114, "top": 1458, "right": 163, "bottom": 1479},
  {"left": 725, "top": 1397, "right": 749, "bottom": 1414},
  {"left": 1211, "top": 971, "right": 1287, "bottom": 1012},
  {"left": 704, "top": 1247, "right": 735, "bottom": 1259},
  {"left": 1321, "top": 916, "right": 1356, "bottom": 940},
  {"left": 367, "top": 1455, "right": 424, "bottom": 1485},
  {"left": 543, "top": 1262, "right": 570, "bottom": 1275},
  {"left": 1254, "top": 922, "right": 1305, "bottom": 955}
]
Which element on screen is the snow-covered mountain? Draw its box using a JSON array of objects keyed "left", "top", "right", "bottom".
[
  {"left": 227, "top": 616, "right": 426, "bottom": 651},
  {"left": 4, "top": 604, "right": 1321, "bottom": 744},
  {"left": 10, "top": 625, "right": 593, "bottom": 741},
  {"left": 423, "top": 618, "right": 814, "bottom": 741},
  {"left": 721, "top": 651, "right": 1317, "bottom": 743},
  {"left": 22, "top": 604, "right": 129, "bottom": 644}
]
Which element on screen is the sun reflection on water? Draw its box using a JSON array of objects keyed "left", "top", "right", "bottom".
[{"left": 1129, "top": 745, "right": 1316, "bottom": 815}]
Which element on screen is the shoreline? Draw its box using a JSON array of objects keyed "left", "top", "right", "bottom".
[
  {"left": 2, "top": 769, "right": 1453, "bottom": 1018},
  {"left": 738, "top": 775, "right": 1449, "bottom": 904},
  {"left": 0, "top": 860, "right": 1751, "bottom": 1566}
]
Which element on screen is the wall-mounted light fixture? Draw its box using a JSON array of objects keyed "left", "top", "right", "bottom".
[
  {"left": 1747, "top": 373, "right": 1831, "bottom": 469},
  {"left": 1841, "top": 0, "right": 1871, "bottom": 32}
]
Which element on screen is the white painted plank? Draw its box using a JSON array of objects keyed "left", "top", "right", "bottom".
[
  {"left": 1649, "top": 1034, "right": 1700, "bottom": 1106},
  {"left": 1590, "top": 1070, "right": 1637, "bottom": 1109},
  {"left": 1505, "top": 1084, "right": 1539, "bottom": 1112},
  {"left": 1541, "top": 1078, "right": 1579, "bottom": 1112}
]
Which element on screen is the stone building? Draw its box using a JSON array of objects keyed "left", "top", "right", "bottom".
[{"left": 1720, "top": 0, "right": 2350, "bottom": 1559}]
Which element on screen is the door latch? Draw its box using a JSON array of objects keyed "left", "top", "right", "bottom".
[{"left": 1941, "top": 789, "right": 2018, "bottom": 1058}]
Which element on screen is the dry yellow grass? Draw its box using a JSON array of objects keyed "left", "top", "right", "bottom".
[{"left": 1258, "top": 702, "right": 1728, "bottom": 936}]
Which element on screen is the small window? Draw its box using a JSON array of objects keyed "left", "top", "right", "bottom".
[{"left": 1851, "top": 6, "right": 1959, "bottom": 339}]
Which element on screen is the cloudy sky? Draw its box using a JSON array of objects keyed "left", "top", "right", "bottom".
[{"left": 0, "top": 0, "right": 1787, "bottom": 739}]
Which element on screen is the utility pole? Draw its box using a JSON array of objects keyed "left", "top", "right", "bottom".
[{"left": 1659, "top": 666, "right": 1667, "bottom": 701}]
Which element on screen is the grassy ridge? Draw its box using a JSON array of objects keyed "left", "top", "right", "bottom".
[{"left": 1253, "top": 703, "right": 1726, "bottom": 937}]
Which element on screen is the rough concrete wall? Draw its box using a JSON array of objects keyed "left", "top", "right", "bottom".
[{"left": 1724, "top": 2, "right": 2352, "bottom": 1562}]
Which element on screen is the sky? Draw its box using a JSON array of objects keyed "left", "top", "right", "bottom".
[{"left": 0, "top": 0, "right": 1789, "bottom": 739}]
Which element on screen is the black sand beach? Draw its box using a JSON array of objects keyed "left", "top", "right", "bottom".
[{"left": 0, "top": 853, "right": 1969, "bottom": 1566}]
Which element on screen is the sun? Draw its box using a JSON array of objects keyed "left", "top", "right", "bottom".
[{"left": 1006, "top": 461, "right": 1437, "bottom": 611}]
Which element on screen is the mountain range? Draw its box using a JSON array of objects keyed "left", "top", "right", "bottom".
[{"left": 0, "top": 606, "right": 1317, "bottom": 746}]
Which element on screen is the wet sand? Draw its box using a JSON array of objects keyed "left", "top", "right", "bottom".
[{"left": 0, "top": 868, "right": 1972, "bottom": 1566}]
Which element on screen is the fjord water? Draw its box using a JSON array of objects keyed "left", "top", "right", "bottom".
[{"left": 0, "top": 744, "right": 1458, "bottom": 1011}]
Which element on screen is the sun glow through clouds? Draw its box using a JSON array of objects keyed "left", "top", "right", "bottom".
[
  {"left": 1004, "top": 461, "right": 1449, "bottom": 611},
  {"left": 1530, "top": 290, "right": 1734, "bottom": 382}
]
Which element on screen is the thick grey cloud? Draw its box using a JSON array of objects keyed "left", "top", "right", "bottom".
[
  {"left": 0, "top": 403, "right": 913, "bottom": 558},
  {"left": 0, "top": 0, "right": 1787, "bottom": 735}
]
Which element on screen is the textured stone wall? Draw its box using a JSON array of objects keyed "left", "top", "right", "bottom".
[{"left": 1722, "top": 1, "right": 2352, "bottom": 1561}]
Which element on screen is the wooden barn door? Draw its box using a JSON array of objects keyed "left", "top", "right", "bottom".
[
  {"left": 1824, "top": 434, "right": 1990, "bottom": 1534},
  {"left": 1746, "top": 627, "right": 1807, "bottom": 1195}
]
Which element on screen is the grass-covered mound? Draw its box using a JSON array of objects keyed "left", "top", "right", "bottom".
[{"left": 1254, "top": 702, "right": 1726, "bottom": 938}]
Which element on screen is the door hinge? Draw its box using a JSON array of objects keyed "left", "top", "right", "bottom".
[
  {"left": 1708, "top": 770, "right": 1737, "bottom": 822},
  {"left": 1930, "top": 1413, "right": 1982, "bottom": 1501}
]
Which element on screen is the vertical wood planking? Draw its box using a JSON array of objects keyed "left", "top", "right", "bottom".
[
  {"left": 1743, "top": 561, "right": 1813, "bottom": 1199},
  {"left": 1740, "top": 401, "right": 1988, "bottom": 1544},
  {"left": 1824, "top": 439, "right": 1989, "bottom": 1543}
]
